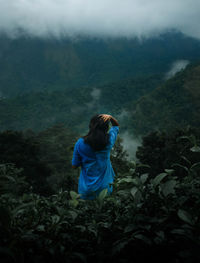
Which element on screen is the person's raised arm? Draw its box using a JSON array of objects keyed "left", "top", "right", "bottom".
[{"left": 100, "top": 114, "right": 119, "bottom": 126}]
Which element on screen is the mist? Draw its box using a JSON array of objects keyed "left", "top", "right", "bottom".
[
  {"left": 121, "top": 131, "right": 141, "bottom": 160},
  {"left": 0, "top": 0, "right": 200, "bottom": 39},
  {"left": 165, "top": 60, "right": 190, "bottom": 79}
]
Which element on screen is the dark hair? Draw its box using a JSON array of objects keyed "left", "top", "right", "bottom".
[{"left": 83, "top": 115, "right": 109, "bottom": 151}]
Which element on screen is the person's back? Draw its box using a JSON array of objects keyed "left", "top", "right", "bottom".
[{"left": 72, "top": 114, "right": 119, "bottom": 200}]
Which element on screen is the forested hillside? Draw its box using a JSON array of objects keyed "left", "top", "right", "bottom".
[
  {"left": 1, "top": 31, "right": 200, "bottom": 263},
  {"left": 1, "top": 61, "right": 200, "bottom": 136},
  {"left": 1, "top": 31, "right": 200, "bottom": 97},
  {"left": 0, "top": 75, "right": 162, "bottom": 132},
  {"left": 129, "top": 62, "right": 200, "bottom": 135}
]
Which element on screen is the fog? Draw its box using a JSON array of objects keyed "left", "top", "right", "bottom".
[
  {"left": 0, "top": 0, "right": 200, "bottom": 39},
  {"left": 121, "top": 131, "right": 141, "bottom": 160},
  {"left": 165, "top": 60, "right": 190, "bottom": 79},
  {"left": 85, "top": 88, "right": 101, "bottom": 108}
]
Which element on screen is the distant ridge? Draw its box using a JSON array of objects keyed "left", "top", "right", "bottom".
[
  {"left": 130, "top": 62, "right": 200, "bottom": 135},
  {"left": 1, "top": 32, "right": 200, "bottom": 97}
]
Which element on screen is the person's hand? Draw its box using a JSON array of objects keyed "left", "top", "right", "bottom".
[{"left": 99, "top": 114, "right": 112, "bottom": 122}]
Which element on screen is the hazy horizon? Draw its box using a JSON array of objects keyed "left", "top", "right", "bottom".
[{"left": 0, "top": 0, "right": 200, "bottom": 40}]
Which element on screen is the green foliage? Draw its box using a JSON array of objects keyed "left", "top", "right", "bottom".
[
  {"left": 136, "top": 127, "right": 200, "bottom": 177},
  {"left": 1, "top": 129, "right": 200, "bottom": 262},
  {"left": 131, "top": 62, "right": 200, "bottom": 135},
  {"left": 0, "top": 163, "right": 29, "bottom": 195},
  {"left": 0, "top": 130, "right": 52, "bottom": 195},
  {"left": 0, "top": 125, "right": 78, "bottom": 195},
  {"left": 1, "top": 32, "right": 200, "bottom": 98}
]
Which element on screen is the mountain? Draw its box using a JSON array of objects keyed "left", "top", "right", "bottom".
[
  {"left": 1, "top": 32, "right": 200, "bottom": 97},
  {"left": 0, "top": 75, "right": 162, "bottom": 132},
  {"left": 129, "top": 62, "right": 200, "bottom": 135}
]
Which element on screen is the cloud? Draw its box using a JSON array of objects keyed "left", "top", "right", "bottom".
[
  {"left": 85, "top": 88, "right": 101, "bottom": 108},
  {"left": 165, "top": 60, "right": 190, "bottom": 79},
  {"left": 0, "top": 0, "right": 200, "bottom": 39},
  {"left": 120, "top": 131, "right": 141, "bottom": 160}
]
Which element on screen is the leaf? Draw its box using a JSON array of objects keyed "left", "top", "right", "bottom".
[
  {"left": 68, "top": 211, "right": 78, "bottom": 221},
  {"left": 161, "top": 180, "right": 176, "bottom": 196},
  {"left": 12, "top": 202, "right": 34, "bottom": 216},
  {"left": 70, "top": 191, "right": 80, "bottom": 200},
  {"left": 153, "top": 173, "right": 168, "bottom": 187},
  {"left": 178, "top": 209, "right": 194, "bottom": 225},
  {"left": 180, "top": 156, "right": 191, "bottom": 166},
  {"left": 190, "top": 146, "right": 200, "bottom": 152},
  {"left": 97, "top": 188, "right": 108, "bottom": 202},
  {"left": 176, "top": 136, "right": 190, "bottom": 142},
  {"left": 164, "top": 169, "right": 174, "bottom": 175},
  {"left": 112, "top": 239, "right": 129, "bottom": 255},
  {"left": 140, "top": 173, "right": 148, "bottom": 184},
  {"left": 119, "top": 177, "right": 138, "bottom": 184},
  {"left": 51, "top": 215, "right": 60, "bottom": 224},
  {"left": 36, "top": 225, "right": 45, "bottom": 231},
  {"left": 130, "top": 187, "right": 138, "bottom": 198},
  {"left": 190, "top": 162, "right": 200, "bottom": 171},
  {"left": 134, "top": 234, "right": 152, "bottom": 245},
  {"left": 69, "top": 199, "right": 79, "bottom": 208},
  {"left": 75, "top": 225, "right": 86, "bottom": 232},
  {"left": 124, "top": 224, "right": 136, "bottom": 233},
  {"left": 171, "top": 163, "right": 189, "bottom": 173}
]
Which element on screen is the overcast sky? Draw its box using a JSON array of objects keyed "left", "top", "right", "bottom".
[{"left": 0, "top": 0, "right": 200, "bottom": 39}]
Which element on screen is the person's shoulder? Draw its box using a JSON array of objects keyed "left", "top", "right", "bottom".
[
  {"left": 75, "top": 137, "right": 84, "bottom": 146},
  {"left": 77, "top": 137, "right": 84, "bottom": 143}
]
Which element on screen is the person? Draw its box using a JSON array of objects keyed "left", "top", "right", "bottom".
[{"left": 72, "top": 114, "right": 119, "bottom": 200}]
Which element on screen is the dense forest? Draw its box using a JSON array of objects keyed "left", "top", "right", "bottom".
[
  {"left": 1, "top": 125, "right": 200, "bottom": 262},
  {"left": 1, "top": 31, "right": 200, "bottom": 98},
  {"left": 1, "top": 32, "right": 200, "bottom": 262}
]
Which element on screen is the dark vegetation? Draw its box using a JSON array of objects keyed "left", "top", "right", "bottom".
[
  {"left": 1, "top": 32, "right": 200, "bottom": 98},
  {"left": 0, "top": 74, "right": 162, "bottom": 132},
  {"left": 130, "top": 62, "right": 200, "bottom": 134},
  {"left": 1, "top": 32, "right": 200, "bottom": 262},
  {"left": 1, "top": 60, "right": 200, "bottom": 136},
  {"left": 1, "top": 125, "right": 200, "bottom": 263}
]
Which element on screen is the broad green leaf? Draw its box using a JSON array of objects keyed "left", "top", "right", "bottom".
[
  {"left": 180, "top": 156, "right": 191, "bottom": 166},
  {"left": 75, "top": 225, "right": 86, "bottom": 232},
  {"left": 140, "top": 173, "right": 148, "bottom": 184},
  {"left": 69, "top": 211, "right": 78, "bottom": 221},
  {"left": 190, "top": 146, "right": 200, "bottom": 152},
  {"left": 124, "top": 224, "right": 136, "bottom": 233},
  {"left": 153, "top": 173, "right": 168, "bottom": 187},
  {"left": 164, "top": 169, "right": 174, "bottom": 175},
  {"left": 70, "top": 191, "right": 80, "bottom": 200},
  {"left": 176, "top": 136, "right": 190, "bottom": 142},
  {"left": 112, "top": 239, "right": 129, "bottom": 255},
  {"left": 12, "top": 202, "right": 34, "bottom": 216},
  {"left": 171, "top": 163, "right": 189, "bottom": 173},
  {"left": 161, "top": 180, "right": 176, "bottom": 196},
  {"left": 36, "top": 225, "right": 45, "bottom": 231},
  {"left": 178, "top": 209, "right": 194, "bottom": 225},
  {"left": 98, "top": 188, "right": 108, "bottom": 202},
  {"left": 130, "top": 187, "right": 138, "bottom": 198},
  {"left": 134, "top": 234, "right": 152, "bottom": 245},
  {"left": 51, "top": 215, "right": 60, "bottom": 224},
  {"left": 190, "top": 162, "right": 200, "bottom": 171},
  {"left": 69, "top": 199, "right": 79, "bottom": 208},
  {"left": 119, "top": 177, "right": 138, "bottom": 184}
]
